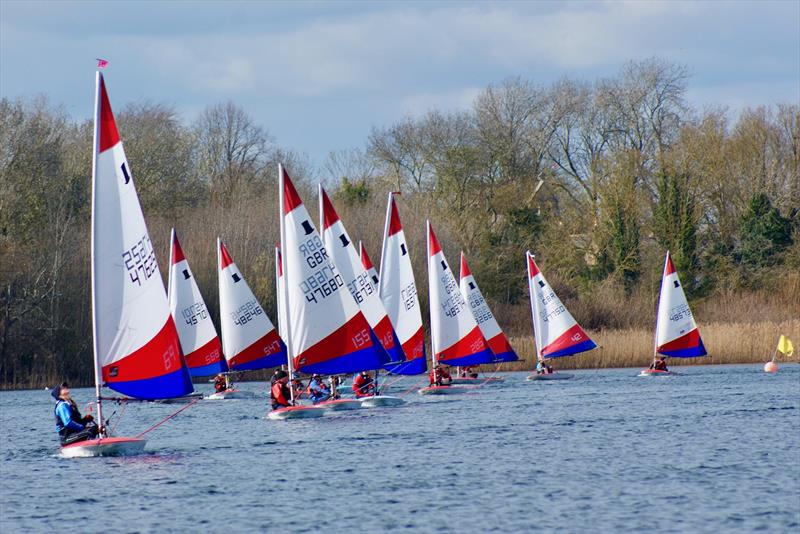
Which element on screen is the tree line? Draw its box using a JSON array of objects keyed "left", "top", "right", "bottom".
[{"left": 1, "top": 58, "right": 797, "bottom": 388}]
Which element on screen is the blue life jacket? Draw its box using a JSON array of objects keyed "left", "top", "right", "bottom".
[
  {"left": 54, "top": 399, "right": 84, "bottom": 434},
  {"left": 308, "top": 379, "right": 328, "bottom": 402}
]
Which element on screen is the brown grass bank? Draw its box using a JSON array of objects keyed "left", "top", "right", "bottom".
[{"left": 495, "top": 320, "right": 800, "bottom": 372}]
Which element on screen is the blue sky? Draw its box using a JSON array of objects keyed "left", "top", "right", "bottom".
[{"left": 2, "top": 1, "right": 798, "bottom": 166}]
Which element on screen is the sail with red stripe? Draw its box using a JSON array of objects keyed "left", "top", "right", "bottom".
[
  {"left": 359, "top": 242, "right": 380, "bottom": 288},
  {"left": 91, "top": 73, "right": 192, "bottom": 399},
  {"left": 168, "top": 229, "right": 226, "bottom": 377},
  {"left": 655, "top": 251, "right": 706, "bottom": 357},
  {"left": 218, "top": 239, "right": 286, "bottom": 371},
  {"left": 527, "top": 252, "right": 596, "bottom": 359},
  {"left": 459, "top": 253, "right": 518, "bottom": 362},
  {"left": 319, "top": 186, "right": 401, "bottom": 365},
  {"left": 428, "top": 222, "right": 493, "bottom": 367},
  {"left": 279, "top": 166, "right": 386, "bottom": 375},
  {"left": 378, "top": 194, "right": 427, "bottom": 375}
]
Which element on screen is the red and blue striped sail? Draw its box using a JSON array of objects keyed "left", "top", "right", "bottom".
[
  {"left": 168, "top": 229, "right": 227, "bottom": 377},
  {"left": 428, "top": 222, "right": 494, "bottom": 367},
  {"left": 527, "top": 252, "right": 596, "bottom": 359},
  {"left": 92, "top": 73, "right": 193, "bottom": 399},
  {"left": 459, "top": 253, "right": 518, "bottom": 363},
  {"left": 655, "top": 252, "right": 706, "bottom": 357},
  {"left": 320, "top": 187, "right": 399, "bottom": 366},
  {"left": 279, "top": 166, "right": 387, "bottom": 375},
  {"left": 218, "top": 240, "right": 286, "bottom": 371},
  {"left": 378, "top": 194, "right": 427, "bottom": 375}
]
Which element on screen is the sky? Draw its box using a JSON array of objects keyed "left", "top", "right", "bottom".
[{"left": 2, "top": 0, "right": 798, "bottom": 167}]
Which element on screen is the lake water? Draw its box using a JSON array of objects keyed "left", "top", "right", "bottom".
[{"left": 1, "top": 364, "right": 798, "bottom": 533}]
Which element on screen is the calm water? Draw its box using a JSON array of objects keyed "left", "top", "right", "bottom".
[{"left": 1, "top": 365, "right": 798, "bottom": 533}]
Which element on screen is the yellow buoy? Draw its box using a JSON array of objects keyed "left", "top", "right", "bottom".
[{"left": 764, "top": 361, "right": 778, "bottom": 373}]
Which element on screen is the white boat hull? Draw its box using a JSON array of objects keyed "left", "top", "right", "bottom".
[
  {"left": 418, "top": 385, "right": 471, "bottom": 395},
  {"left": 638, "top": 369, "right": 675, "bottom": 377},
  {"left": 60, "top": 437, "right": 147, "bottom": 458},
  {"left": 315, "top": 399, "right": 362, "bottom": 411},
  {"left": 449, "top": 377, "right": 504, "bottom": 385},
  {"left": 267, "top": 405, "right": 325, "bottom": 420},
  {"left": 205, "top": 389, "right": 257, "bottom": 400},
  {"left": 359, "top": 395, "right": 406, "bottom": 407},
  {"left": 526, "top": 373, "right": 574, "bottom": 381}
]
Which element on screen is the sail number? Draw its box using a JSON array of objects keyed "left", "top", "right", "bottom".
[
  {"left": 231, "top": 300, "right": 263, "bottom": 326},
  {"left": 122, "top": 235, "right": 158, "bottom": 287},
  {"left": 468, "top": 293, "right": 493, "bottom": 324},
  {"left": 347, "top": 272, "right": 375, "bottom": 304},
  {"left": 299, "top": 236, "right": 329, "bottom": 268},
  {"left": 440, "top": 274, "right": 466, "bottom": 317},
  {"left": 669, "top": 303, "right": 692, "bottom": 322},
  {"left": 181, "top": 302, "right": 209, "bottom": 325},
  {"left": 401, "top": 282, "right": 417, "bottom": 311}
]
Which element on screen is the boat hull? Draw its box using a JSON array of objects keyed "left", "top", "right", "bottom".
[
  {"left": 153, "top": 392, "right": 204, "bottom": 404},
  {"left": 526, "top": 373, "right": 574, "bottom": 381},
  {"left": 449, "top": 377, "right": 504, "bottom": 385},
  {"left": 418, "top": 385, "right": 471, "bottom": 395},
  {"left": 267, "top": 405, "right": 325, "bottom": 420},
  {"left": 638, "top": 369, "right": 674, "bottom": 377},
  {"left": 60, "top": 437, "right": 147, "bottom": 458},
  {"left": 205, "top": 389, "right": 256, "bottom": 400},
  {"left": 358, "top": 395, "right": 406, "bottom": 407},
  {"left": 315, "top": 399, "right": 362, "bottom": 411}
]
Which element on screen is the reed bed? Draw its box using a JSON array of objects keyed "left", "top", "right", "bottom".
[{"left": 495, "top": 320, "right": 800, "bottom": 372}]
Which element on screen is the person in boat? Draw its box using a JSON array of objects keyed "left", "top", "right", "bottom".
[
  {"left": 428, "top": 365, "right": 452, "bottom": 386},
  {"left": 308, "top": 374, "right": 331, "bottom": 404},
  {"left": 52, "top": 382, "right": 100, "bottom": 445},
  {"left": 270, "top": 370, "right": 294, "bottom": 410},
  {"left": 213, "top": 373, "right": 227, "bottom": 393},
  {"left": 536, "top": 360, "right": 554, "bottom": 375},
  {"left": 352, "top": 371, "right": 375, "bottom": 398},
  {"left": 291, "top": 374, "right": 305, "bottom": 398},
  {"left": 328, "top": 375, "right": 341, "bottom": 400},
  {"left": 461, "top": 366, "right": 479, "bottom": 379},
  {"left": 650, "top": 357, "right": 669, "bottom": 371}
]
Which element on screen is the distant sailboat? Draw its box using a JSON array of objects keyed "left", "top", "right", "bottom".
[
  {"left": 526, "top": 252, "right": 596, "bottom": 381},
  {"left": 62, "top": 73, "right": 193, "bottom": 457},
  {"left": 379, "top": 193, "right": 426, "bottom": 375},
  {"left": 640, "top": 251, "right": 706, "bottom": 376},
  {"left": 452, "top": 252, "right": 516, "bottom": 385},
  {"left": 319, "top": 187, "right": 404, "bottom": 407},
  {"left": 420, "top": 222, "right": 493, "bottom": 395},
  {"left": 168, "top": 229, "right": 226, "bottom": 378},
  {"left": 215, "top": 238, "right": 286, "bottom": 397}
]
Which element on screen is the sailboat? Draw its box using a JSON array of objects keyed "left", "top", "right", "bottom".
[
  {"left": 215, "top": 239, "right": 286, "bottom": 398},
  {"left": 451, "top": 252, "right": 518, "bottom": 384},
  {"left": 168, "top": 229, "right": 226, "bottom": 379},
  {"left": 379, "top": 193, "right": 427, "bottom": 376},
  {"left": 62, "top": 73, "right": 194, "bottom": 457},
  {"left": 420, "top": 222, "right": 494, "bottom": 395},
  {"left": 272, "top": 166, "right": 386, "bottom": 418},
  {"left": 319, "top": 187, "right": 405, "bottom": 407},
  {"left": 526, "top": 252, "right": 596, "bottom": 381},
  {"left": 639, "top": 251, "right": 706, "bottom": 377}
]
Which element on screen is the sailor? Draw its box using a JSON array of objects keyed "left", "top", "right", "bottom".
[
  {"left": 428, "top": 365, "right": 452, "bottom": 386},
  {"left": 307, "top": 374, "right": 330, "bottom": 404},
  {"left": 352, "top": 371, "right": 375, "bottom": 398},
  {"left": 270, "top": 370, "right": 294, "bottom": 410},
  {"left": 651, "top": 357, "right": 669, "bottom": 371},
  {"left": 213, "top": 373, "right": 227, "bottom": 393},
  {"left": 536, "top": 360, "right": 553, "bottom": 375},
  {"left": 52, "top": 382, "right": 100, "bottom": 445},
  {"left": 328, "top": 375, "right": 341, "bottom": 400},
  {"left": 463, "top": 365, "right": 479, "bottom": 379}
]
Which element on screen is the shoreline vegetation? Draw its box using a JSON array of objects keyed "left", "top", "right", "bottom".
[{"left": 2, "top": 58, "right": 797, "bottom": 390}]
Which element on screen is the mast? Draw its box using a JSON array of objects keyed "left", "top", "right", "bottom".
[
  {"left": 528, "top": 252, "right": 543, "bottom": 365},
  {"left": 653, "top": 251, "right": 668, "bottom": 360},
  {"left": 278, "top": 164, "right": 296, "bottom": 403},
  {"left": 378, "top": 192, "right": 394, "bottom": 300},
  {"left": 427, "top": 220, "right": 436, "bottom": 373},
  {"left": 90, "top": 72, "right": 105, "bottom": 435}
]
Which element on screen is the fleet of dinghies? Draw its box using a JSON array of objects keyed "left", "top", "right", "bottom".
[{"left": 64, "top": 72, "right": 714, "bottom": 456}]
